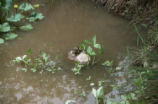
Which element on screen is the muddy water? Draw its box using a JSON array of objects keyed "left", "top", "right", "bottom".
[{"left": 0, "top": 0, "right": 137, "bottom": 104}]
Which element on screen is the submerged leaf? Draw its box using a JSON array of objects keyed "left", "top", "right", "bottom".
[
  {"left": 0, "top": 38, "right": 5, "bottom": 44},
  {"left": 19, "top": 3, "right": 34, "bottom": 11},
  {"left": 20, "top": 24, "right": 33, "bottom": 31},
  {"left": 4, "top": 33, "right": 18, "bottom": 40},
  {"left": 7, "top": 13, "right": 24, "bottom": 22},
  {"left": 0, "top": 22, "right": 10, "bottom": 32}
]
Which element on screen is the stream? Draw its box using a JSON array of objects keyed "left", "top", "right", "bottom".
[{"left": 0, "top": 0, "right": 137, "bottom": 104}]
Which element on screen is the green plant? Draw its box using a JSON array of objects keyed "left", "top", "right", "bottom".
[
  {"left": 102, "top": 60, "right": 113, "bottom": 67},
  {"left": 80, "top": 36, "right": 103, "bottom": 65},
  {"left": 13, "top": 50, "right": 62, "bottom": 74},
  {"left": 65, "top": 100, "right": 76, "bottom": 104},
  {"left": 0, "top": 0, "right": 12, "bottom": 21},
  {"left": 86, "top": 75, "right": 92, "bottom": 81},
  {"left": 92, "top": 87, "right": 104, "bottom": 104},
  {"left": 74, "top": 90, "right": 86, "bottom": 97},
  {"left": 72, "top": 62, "right": 84, "bottom": 75},
  {"left": 102, "top": 60, "right": 115, "bottom": 72},
  {"left": 0, "top": 1, "right": 45, "bottom": 44}
]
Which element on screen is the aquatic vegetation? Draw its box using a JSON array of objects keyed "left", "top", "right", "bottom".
[
  {"left": 13, "top": 50, "right": 62, "bottom": 74},
  {"left": 0, "top": 1, "right": 45, "bottom": 44},
  {"left": 71, "top": 36, "right": 104, "bottom": 75},
  {"left": 98, "top": 80, "right": 105, "bottom": 87},
  {"left": 19, "top": 24, "right": 34, "bottom": 31},
  {"left": 27, "top": 12, "right": 44, "bottom": 22},
  {"left": 102, "top": 60, "right": 113, "bottom": 67},
  {"left": 92, "top": 86, "right": 104, "bottom": 104},
  {"left": 86, "top": 75, "right": 92, "bottom": 81},
  {"left": 65, "top": 100, "right": 76, "bottom": 104},
  {"left": 80, "top": 35, "right": 103, "bottom": 65},
  {"left": 0, "top": 0, "right": 12, "bottom": 21},
  {"left": 74, "top": 90, "right": 86, "bottom": 97},
  {"left": 72, "top": 62, "right": 84, "bottom": 75}
]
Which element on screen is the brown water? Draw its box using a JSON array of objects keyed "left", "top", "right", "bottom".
[{"left": 0, "top": 0, "right": 137, "bottom": 104}]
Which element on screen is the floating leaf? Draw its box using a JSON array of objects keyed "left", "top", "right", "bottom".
[
  {"left": 19, "top": 3, "right": 34, "bottom": 11},
  {"left": 0, "top": 22, "right": 10, "bottom": 32},
  {"left": 20, "top": 24, "right": 33, "bottom": 31},
  {"left": 7, "top": 13, "right": 24, "bottom": 22},
  {"left": 4, "top": 33, "right": 18, "bottom": 40},
  {"left": 0, "top": 38, "right": 5, "bottom": 44},
  {"left": 27, "top": 12, "right": 44, "bottom": 22}
]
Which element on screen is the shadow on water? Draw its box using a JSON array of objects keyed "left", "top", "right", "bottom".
[{"left": 0, "top": 0, "right": 137, "bottom": 103}]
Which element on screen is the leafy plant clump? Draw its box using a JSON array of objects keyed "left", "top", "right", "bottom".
[
  {"left": 13, "top": 50, "right": 62, "bottom": 74},
  {"left": 92, "top": 87, "right": 104, "bottom": 104},
  {"left": 0, "top": 1, "right": 45, "bottom": 44},
  {"left": 72, "top": 36, "right": 104, "bottom": 75},
  {"left": 80, "top": 35, "right": 103, "bottom": 65}
]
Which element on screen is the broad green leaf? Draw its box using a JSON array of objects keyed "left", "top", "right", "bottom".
[
  {"left": 65, "top": 100, "right": 76, "bottom": 104},
  {"left": 7, "top": 13, "right": 24, "bottom": 22},
  {"left": 20, "top": 24, "right": 33, "bottom": 31},
  {"left": 81, "top": 41, "right": 86, "bottom": 50},
  {"left": 92, "top": 35, "right": 96, "bottom": 44},
  {"left": 94, "top": 44, "right": 101, "bottom": 49},
  {"left": 99, "top": 47, "right": 104, "bottom": 54},
  {"left": 0, "top": 22, "right": 10, "bottom": 32},
  {"left": 27, "top": 48, "right": 32, "bottom": 55},
  {"left": 0, "top": 38, "right": 5, "bottom": 44},
  {"left": 4, "top": 33, "right": 18, "bottom": 40},
  {"left": 27, "top": 12, "right": 44, "bottom": 22},
  {"left": 92, "top": 88, "right": 97, "bottom": 98},
  {"left": 87, "top": 46, "right": 96, "bottom": 56},
  {"left": 96, "top": 87, "right": 103, "bottom": 98},
  {"left": 18, "top": 3, "right": 34, "bottom": 12}
]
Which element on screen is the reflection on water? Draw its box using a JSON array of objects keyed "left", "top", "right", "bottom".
[{"left": 0, "top": 0, "right": 137, "bottom": 103}]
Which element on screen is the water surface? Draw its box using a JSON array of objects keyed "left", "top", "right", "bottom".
[{"left": 0, "top": 0, "right": 137, "bottom": 103}]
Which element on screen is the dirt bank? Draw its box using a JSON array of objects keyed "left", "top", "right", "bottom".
[
  {"left": 92, "top": 0, "right": 158, "bottom": 103},
  {"left": 93, "top": 0, "right": 158, "bottom": 23}
]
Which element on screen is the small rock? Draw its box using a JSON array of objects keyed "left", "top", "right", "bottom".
[{"left": 75, "top": 52, "right": 90, "bottom": 64}]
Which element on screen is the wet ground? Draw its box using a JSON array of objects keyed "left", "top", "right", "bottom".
[{"left": 0, "top": 0, "right": 137, "bottom": 104}]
